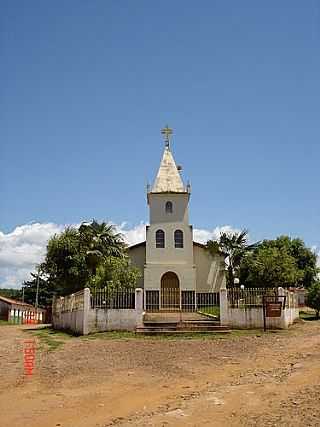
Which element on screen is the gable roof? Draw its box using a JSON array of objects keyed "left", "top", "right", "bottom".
[
  {"left": 0, "top": 295, "right": 34, "bottom": 307},
  {"left": 151, "top": 146, "right": 186, "bottom": 193},
  {"left": 128, "top": 240, "right": 207, "bottom": 250}
]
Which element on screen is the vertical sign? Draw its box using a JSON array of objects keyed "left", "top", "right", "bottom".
[{"left": 23, "top": 339, "right": 36, "bottom": 376}]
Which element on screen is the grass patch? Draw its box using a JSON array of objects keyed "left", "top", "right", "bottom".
[
  {"left": 82, "top": 331, "right": 229, "bottom": 341},
  {"left": 25, "top": 327, "right": 74, "bottom": 351},
  {"left": 81, "top": 329, "right": 275, "bottom": 341},
  {"left": 81, "top": 331, "right": 136, "bottom": 340},
  {"left": 300, "top": 310, "right": 319, "bottom": 321},
  {"left": 0, "top": 320, "right": 10, "bottom": 325}
]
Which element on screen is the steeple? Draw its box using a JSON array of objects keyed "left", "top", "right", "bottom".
[
  {"left": 149, "top": 126, "right": 189, "bottom": 193},
  {"left": 151, "top": 145, "right": 186, "bottom": 193}
]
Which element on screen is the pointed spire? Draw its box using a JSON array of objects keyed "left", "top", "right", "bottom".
[{"left": 151, "top": 144, "right": 185, "bottom": 193}]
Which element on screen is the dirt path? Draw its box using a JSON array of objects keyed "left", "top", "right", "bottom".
[{"left": 0, "top": 321, "right": 319, "bottom": 427}]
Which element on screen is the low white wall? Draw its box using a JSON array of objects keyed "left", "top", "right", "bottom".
[
  {"left": 220, "top": 287, "right": 300, "bottom": 330},
  {"left": 53, "top": 288, "right": 144, "bottom": 335},
  {"left": 52, "top": 310, "right": 85, "bottom": 335},
  {"left": 88, "top": 309, "right": 138, "bottom": 332},
  {"left": 221, "top": 306, "right": 298, "bottom": 329}
]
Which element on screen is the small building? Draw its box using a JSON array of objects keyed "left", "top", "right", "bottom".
[{"left": 0, "top": 295, "right": 46, "bottom": 324}]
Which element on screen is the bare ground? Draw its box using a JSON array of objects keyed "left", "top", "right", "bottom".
[{"left": 0, "top": 320, "right": 319, "bottom": 427}]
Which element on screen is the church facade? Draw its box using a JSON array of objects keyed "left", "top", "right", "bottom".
[{"left": 128, "top": 129, "right": 225, "bottom": 308}]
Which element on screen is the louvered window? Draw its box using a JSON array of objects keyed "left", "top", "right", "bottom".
[
  {"left": 156, "top": 229, "right": 165, "bottom": 248},
  {"left": 174, "top": 230, "right": 183, "bottom": 248},
  {"left": 165, "top": 201, "right": 173, "bottom": 214}
]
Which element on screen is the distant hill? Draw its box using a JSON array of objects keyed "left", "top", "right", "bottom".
[{"left": 0, "top": 288, "right": 22, "bottom": 300}]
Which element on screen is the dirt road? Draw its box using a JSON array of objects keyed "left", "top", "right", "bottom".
[{"left": 0, "top": 321, "right": 319, "bottom": 427}]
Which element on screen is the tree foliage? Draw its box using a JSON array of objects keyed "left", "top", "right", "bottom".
[
  {"left": 24, "top": 220, "right": 139, "bottom": 303},
  {"left": 0, "top": 288, "right": 22, "bottom": 300},
  {"left": 240, "top": 236, "right": 318, "bottom": 289},
  {"left": 22, "top": 273, "right": 53, "bottom": 307},
  {"left": 240, "top": 247, "right": 302, "bottom": 288},
  {"left": 93, "top": 257, "right": 141, "bottom": 290},
  {"left": 306, "top": 282, "right": 320, "bottom": 319},
  {"left": 206, "top": 229, "right": 258, "bottom": 287}
]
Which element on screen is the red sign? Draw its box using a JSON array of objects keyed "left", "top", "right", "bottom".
[{"left": 23, "top": 339, "right": 36, "bottom": 376}]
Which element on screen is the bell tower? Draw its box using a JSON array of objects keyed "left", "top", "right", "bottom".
[{"left": 144, "top": 127, "right": 196, "bottom": 293}]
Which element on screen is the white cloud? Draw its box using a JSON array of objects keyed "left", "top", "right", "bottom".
[
  {"left": 0, "top": 223, "right": 64, "bottom": 289},
  {"left": 115, "top": 222, "right": 146, "bottom": 246},
  {"left": 193, "top": 225, "right": 241, "bottom": 244}
]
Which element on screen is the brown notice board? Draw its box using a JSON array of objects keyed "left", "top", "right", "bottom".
[{"left": 266, "top": 302, "right": 282, "bottom": 318}]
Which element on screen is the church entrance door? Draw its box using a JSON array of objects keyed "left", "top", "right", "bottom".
[{"left": 161, "top": 272, "right": 180, "bottom": 310}]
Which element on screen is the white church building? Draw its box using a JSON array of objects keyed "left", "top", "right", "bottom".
[{"left": 128, "top": 127, "right": 225, "bottom": 310}]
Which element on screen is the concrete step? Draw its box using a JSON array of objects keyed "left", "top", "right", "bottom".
[
  {"left": 135, "top": 328, "right": 231, "bottom": 335},
  {"left": 177, "top": 324, "right": 230, "bottom": 331},
  {"left": 138, "top": 326, "right": 177, "bottom": 331},
  {"left": 143, "top": 321, "right": 179, "bottom": 326},
  {"left": 143, "top": 312, "right": 214, "bottom": 322}
]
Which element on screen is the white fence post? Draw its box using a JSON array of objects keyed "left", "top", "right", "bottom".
[
  {"left": 135, "top": 288, "right": 144, "bottom": 328},
  {"left": 219, "top": 277, "right": 228, "bottom": 326},
  {"left": 83, "top": 287, "right": 90, "bottom": 335}
]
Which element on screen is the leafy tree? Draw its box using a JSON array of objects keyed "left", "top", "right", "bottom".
[
  {"left": 37, "top": 220, "right": 135, "bottom": 298},
  {"left": 306, "top": 281, "right": 320, "bottom": 319},
  {"left": 79, "top": 220, "right": 125, "bottom": 276},
  {"left": 22, "top": 273, "right": 53, "bottom": 307},
  {"left": 206, "top": 229, "right": 258, "bottom": 287},
  {"left": 92, "top": 257, "right": 141, "bottom": 290},
  {"left": 240, "top": 246, "right": 303, "bottom": 288},
  {"left": 258, "top": 236, "right": 318, "bottom": 288},
  {"left": 41, "top": 226, "right": 89, "bottom": 295}
]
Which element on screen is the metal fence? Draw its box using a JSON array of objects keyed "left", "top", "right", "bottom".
[
  {"left": 227, "top": 288, "right": 278, "bottom": 308},
  {"left": 90, "top": 288, "right": 135, "bottom": 309},
  {"left": 54, "top": 289, "right": 85, "bottom": 313},
  {"left": 145, "top": 289, "right": 220, "bottom": 312}
]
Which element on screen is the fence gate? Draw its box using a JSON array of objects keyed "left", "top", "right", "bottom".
[
  {"left": 145, "top": 290, "right": 220, "bottom": 314},
  {"left": 161, "top": 288, "right": 180, "bottom": 310},
  {"left": 160, "top": 272, "right": 180, "bottom": 310}
]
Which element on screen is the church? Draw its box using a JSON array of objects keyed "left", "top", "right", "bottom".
[{"left": 128, "top": 127, "right": 225, "bottom": 309}]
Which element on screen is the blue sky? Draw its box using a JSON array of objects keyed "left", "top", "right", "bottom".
[{"left": 1, "top": 1, "right": 319, "bottom": 287}]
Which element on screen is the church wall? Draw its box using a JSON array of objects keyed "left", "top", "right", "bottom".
[
  {"left": 128, "top": 244, "right": 145, "bottom": 288},
  {"left": 144, "top": 264, "right": 196, "bottom": 291},
  {"left": 146, "top": 223, "right": 194, "bottom": 265},
  {"left": 193, "top": 245, "right": 226, "bottom": 292}
]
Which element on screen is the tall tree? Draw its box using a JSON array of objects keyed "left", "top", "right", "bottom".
[
  {"left": 206, "top": 229, "right": 258, "bottom": 287},
  {"left": 41, "top": 226, "right": 89, "bottom": 295},
  {"left": 39, "top": 220, "right": 132, "bottom": 297},
  {"left": 93, "top": 257, "right": 141, "bottom": 290},
  {"left": 306, "top": 281, "right": 320, "bottom": 319},
  {"left": 243, "top": 236, "right": 318, "bottom": 288},
  {"left": 240, "top": 247, "right": 303, "bottom": 288},
  {"left": 79, "top": 220, "right": 125, "bottom": 276},
  {"left": 22, "top": 273, "right": 53, "bottom": 307}
]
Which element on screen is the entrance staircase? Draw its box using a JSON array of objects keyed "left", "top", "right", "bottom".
[{"left": 136, "top": 312, "right": 230, "bottom": 335}]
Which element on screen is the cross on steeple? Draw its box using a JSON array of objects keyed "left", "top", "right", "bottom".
[{"left": 161, "top": 125, "right": 173, "bottom": 148}]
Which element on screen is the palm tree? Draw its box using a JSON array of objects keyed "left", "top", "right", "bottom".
[
  {"left": 206, "top": 229, "right": 259, "bottom": 287},
  {"left": 79, "top": 220, "right": 126, "bottom": 276}
]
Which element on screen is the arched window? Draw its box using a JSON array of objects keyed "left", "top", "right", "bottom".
[
  {"left": 156, "top": 229, "right": 165, "bottom": 248},
  {"left": 174, "top": 230, "right": 184, "bottom": 248},
  {"left": 165, "top": 201, "right": 173, "bottom": 214}
]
